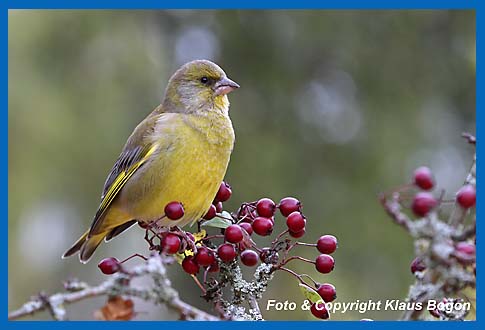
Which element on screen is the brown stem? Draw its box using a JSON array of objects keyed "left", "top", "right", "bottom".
[
  {"left": 121, "top": 253, "right": 148, "bottom": 264},
  {"left": 295, "top": 242, "right": 316, "bottom": 247},
  {"left": 202, "top": 234, "right": 225, "bottom": 241},
  {"left": 271, "top": 229, "right": 289, "bottom": 248},
  {"left": 191, "top": 275, "right": 206, "bottom": 294},
  {"left": 278, "top": 267, "right": 307, "bottom": 285},
  {"left": 282, "top": 255, "right": 314, "bottom": 266}
]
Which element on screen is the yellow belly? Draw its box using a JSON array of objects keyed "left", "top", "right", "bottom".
[{"left": 117, "top": 115, "right": 234, "bottom": 228}]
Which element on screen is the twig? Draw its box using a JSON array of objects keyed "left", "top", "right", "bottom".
[
  {"left": 280, "top": 255, "right": 314, "bottom": 266},
  {"left": 379, "top": 192, "right": 411, "bottom": 231},
  {"left": 248, "top": 296, "right": 262, "bottom": 319},
  {"left": 451, "top": 222, "right": 476, "bottom": 241},
  {"left": 461, "top": 132, "right": 476, "bottom": 145},
  {"left": 381, "top": 139, "right": 476, "bottom": 321},
  {"left": 9, "top": 255, "right": 219, "bottom": 321}
]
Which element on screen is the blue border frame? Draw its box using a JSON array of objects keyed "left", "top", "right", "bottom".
[
  {"left": 4, "top": 0, "right": 480, "bottom": 328},
  {"left": 0, "top": 0, "right": 479, "bottom": 9}
]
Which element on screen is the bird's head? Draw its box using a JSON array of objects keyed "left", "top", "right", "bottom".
[{"left": 163, "top": 60, "right": 240, "bottom": 113}]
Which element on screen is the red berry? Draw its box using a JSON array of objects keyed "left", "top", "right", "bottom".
[
  {"left": 164, "top": 201, "right": 184, "bottom": 220},
  {"left": 240, "top": 250, "right": 259, "bottom": 267},
  {"left": 98, "top": 257, "right": 120, "bottom": 275},
  {"left": 315, "top": 254, "right": 335, "bottom": 274},
  {"left": 316, "top": 283, "right": 336, "bottom": 302},
  {"left": 217, "top": 243, "right": 237, "bottom": 262},
  {"left": 456, "top": 185, "right": 476, "bottom": 209},
  {"left": 413, "top": 166, "right": 435, "bottom": 190},
  {"left": 310, "top": 302, "right": 329, "bottom": 319},
  {"left": 225, "top": 224, "right": 244, "bottom": 243},
  {"left": 203, "top": 204, "right": 217, "bottom": 220},
  {"left": 454, "top": 241, "right": 475, "bottom": 265},
  {"left": 278, "top": 197, "right": 301, "bottom": 216},
  {"left": 161, "top": 233, "right": 181, "bottom": 254},
  {"left": 317, "top": 235, "right": 338, "bottom": 254},
  {"left": 411, "top": 192, "right": 437, "bottom": 217},
  {"left": 410, "top": 257, "right": 426, "bottom": 274},
  {"left": 195, "top": 247, "right": 216, "bottom": 266},
  {"left": 240, "top": 222, "right": 253, "bottom": 235},
  {"left": 456, "top": 242, "right": 475, "bottom": 255},
  {"left": 256, "top": 198, "right": 276, "bottom": 217},
  {"left": 215, "top": 182, "right": 232, "bottom": 203},
  {"left": 182, "top": 256, "right": 199, "bottom": 274},
  {"left": 289, "top": 228, "right": 306, "bottom": 238},
  {"left": 214, "top": 201, "right": 223, "bottom": 213},
  {"left": 252, "top": 217, "right": 274, "bottom": 236},
  {"left": 286, "top": 211, "right": 306, "bottom": 232}
]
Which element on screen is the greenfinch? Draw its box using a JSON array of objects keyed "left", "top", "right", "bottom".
[{"left": 63, "top": 60, "right": 239, "bottom": 263}]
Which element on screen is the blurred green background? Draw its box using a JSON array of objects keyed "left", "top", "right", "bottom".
[{"left": 8, "top": 10, "right": 475, "bottom": 320}]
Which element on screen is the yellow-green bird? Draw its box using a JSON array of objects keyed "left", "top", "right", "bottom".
[{"left": 63, "top": 60, "right": 239, "bottom": 263}]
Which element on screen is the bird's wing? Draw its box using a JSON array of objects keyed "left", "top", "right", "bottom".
[{"left": 88, "top": 112, "right": 163, "bottom": 236}]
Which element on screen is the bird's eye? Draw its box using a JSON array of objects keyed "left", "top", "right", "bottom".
[{"left": 200, "top": 77, "right": 209, "bottom": 84}]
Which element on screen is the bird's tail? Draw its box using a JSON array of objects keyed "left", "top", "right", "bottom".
[{"left": 62, "top": 230, "right": 107, "bottom": 263}]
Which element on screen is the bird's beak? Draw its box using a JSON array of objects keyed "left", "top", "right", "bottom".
[{"left": 214, "top": 77, "right": 240, "bottom": 96}]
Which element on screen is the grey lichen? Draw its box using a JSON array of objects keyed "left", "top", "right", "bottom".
[
  {"left": 210, "top": 260, "right": 273, "bottom": 320},
  {"left": 399, "top": 151, "right": 476, "bottom": 320},
  {"left": 8, "top": 254, "right": 219, "bottom": 321}
]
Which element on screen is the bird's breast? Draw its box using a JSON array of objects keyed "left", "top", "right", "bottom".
[{"left": 120, "top": 112, "right": 235, "bottom": 227}]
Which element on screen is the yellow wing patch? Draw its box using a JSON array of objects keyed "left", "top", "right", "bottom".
[{"left": 89, "top": 144, "right": 158, "bottom": 235}]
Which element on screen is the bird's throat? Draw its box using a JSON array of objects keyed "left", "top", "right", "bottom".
[{"left": 214, "top": 94, "right": 230, "bottom": 113}]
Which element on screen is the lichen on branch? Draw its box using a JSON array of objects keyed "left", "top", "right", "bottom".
[{"left": 380, "top": 133, "right": 476, "bottom": 321}]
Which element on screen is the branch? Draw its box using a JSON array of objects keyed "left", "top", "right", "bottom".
[
  {"left": 248, "top": 297, "right": 262, "bottom": 319},
  {"left": 380, "top": 138, "right": 476, "bottom": 321},
  {"left": 379, "top": 192, "right": 411, "bottom": 231},
  {"left": 8, "top": 255, "right": 219, "bottom": 321}
]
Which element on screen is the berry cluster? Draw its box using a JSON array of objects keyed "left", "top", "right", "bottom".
[
  {"left": 380, "top": 134, "right": 476, "bottom": 321},
  {"left": 409, "top": 166, "right": 476, "bottom": 217},
  {"left": 409, "top": 167, "right": 476, "bottom": 276},
  {"left": 385, "top": 165, "right": 476, "bottom": 276},
  {"left": 98, "top": 182, "right": 338, "bottom": 320}
]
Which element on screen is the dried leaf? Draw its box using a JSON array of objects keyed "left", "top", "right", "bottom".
[{"left": 94, "top": 296, "right": 134, "bottom": 321}]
